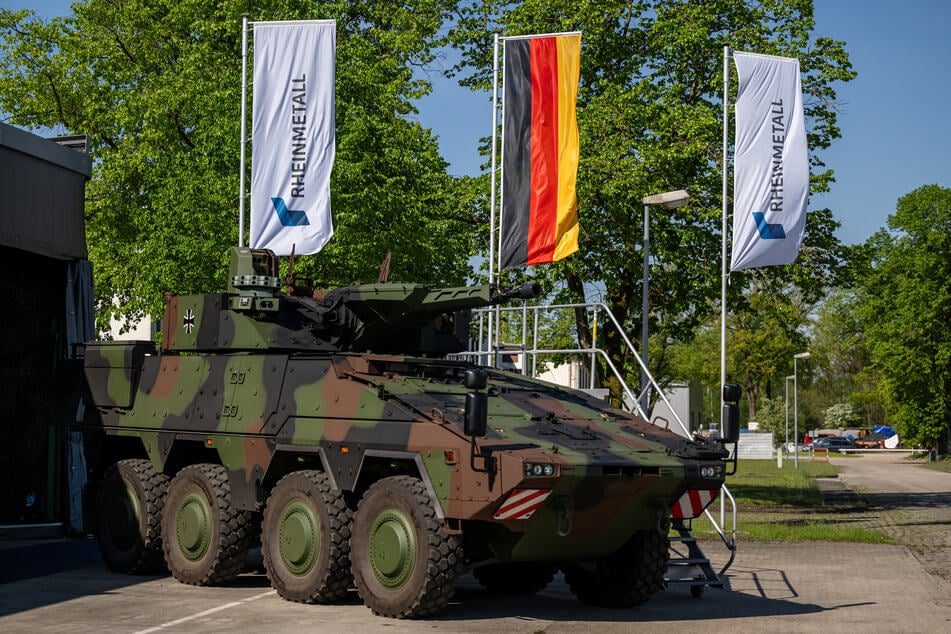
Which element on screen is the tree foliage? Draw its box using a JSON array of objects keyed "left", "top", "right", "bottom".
[
  {"left": 751, "top": 395, "right": 787, "bottom": 446},
  {"left": 823, "top": 402, "right": 860, "bottom": 429},
  {"left": 448, "top": 0, "right": 854, "bottom": 404},
  {"left": 854, "top": 184, "right": 951, "bottom": 451},
  {"left": 809, "top": 288, "right": 885, "bottom": 427},
  {"left": 0, "top": 1, "right": 476, "bottom": 331}
]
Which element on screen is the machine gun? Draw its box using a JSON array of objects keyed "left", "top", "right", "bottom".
[{"left": 162, "top": 247, "right": 541, "bottom": 355}]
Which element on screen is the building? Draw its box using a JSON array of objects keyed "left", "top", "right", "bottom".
[{"left": 0, "top": 123, "right": 92, "bottom": 533}]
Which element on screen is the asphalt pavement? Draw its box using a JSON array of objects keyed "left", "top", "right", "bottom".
[{"left": 2, "top": 452, "right": 949, "bottom": 632}]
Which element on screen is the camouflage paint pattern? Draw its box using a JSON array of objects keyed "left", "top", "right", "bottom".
[{"left": 84, "top": 247, "right": 728, "bottom": 565}]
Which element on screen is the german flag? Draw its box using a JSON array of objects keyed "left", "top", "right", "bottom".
[{"left": 501, "top": 33, "right": 581, "bottom": 270}]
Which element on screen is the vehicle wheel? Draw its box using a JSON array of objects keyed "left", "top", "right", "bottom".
[
  {"left": 350, "top": 476, "right": 461, "bottom": 618},
  {"left": 162, "top": 464, "right": 254, "bottom": 585},
  {"left": 262, "top": 470, "right": 353, "bottom": 603},
  {"left": 474, "top": 562, "right": 557, "bottom": 594},
  {"left": 97, "top": 459, "right": 169, "bottom": 574},
  {"left": 563, "top": 530, "right": 669, "bottom": 608}
]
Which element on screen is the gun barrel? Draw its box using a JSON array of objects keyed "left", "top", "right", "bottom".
[{"left": 499, "top": 283, "right": 542, "bottom": 301}]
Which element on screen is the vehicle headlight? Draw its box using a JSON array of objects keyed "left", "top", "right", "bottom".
[
  {"left": 700, "top": 465, "right": 724, "bottom": 479},
  {"left": 524, "top": 462, "right": 556, "bottom": 477}
]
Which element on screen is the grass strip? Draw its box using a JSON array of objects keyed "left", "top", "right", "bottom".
[{"left": 677, "top": 459, "right": 895, "bottom": 544}]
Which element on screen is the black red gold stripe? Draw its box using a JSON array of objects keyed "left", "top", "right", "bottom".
[{"left": 501, "top": 34, "right": 581, "bottom": 269}]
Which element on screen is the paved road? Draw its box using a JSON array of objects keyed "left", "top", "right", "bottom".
[
  {"left": 833, "top": 451, "right": 951, "bottom": 583},
  {"left": 2, "top": 452, "right": 949, "bottom": 632}
]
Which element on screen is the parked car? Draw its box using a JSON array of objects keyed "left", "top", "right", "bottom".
[{"left": 807, "top": 436, "right": 855, "bottom": 452}]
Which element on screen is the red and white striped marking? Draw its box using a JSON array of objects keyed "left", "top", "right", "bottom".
[
  {"left": 671, "top": 489, "right": 719, "bottom": 519},
  {"left": 493, "top": 488, "right": 552, "bottom": 520}
]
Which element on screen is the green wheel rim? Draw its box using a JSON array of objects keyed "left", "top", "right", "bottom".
[
  {"left": 108, "top": 482, "right": 139, "bottom": 551},
  {"left": 279, "top": 500, "right": 320, "bottom": 576},
  {"left": 368, "top": 508, "right": 416, "bottom": 589},
  {"left": 176, "top": 491, "right": 212, "bottom": 561}
]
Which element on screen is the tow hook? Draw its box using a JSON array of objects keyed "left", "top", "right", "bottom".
[
  {"left": 652, "top": 500, "right": 671, "bottom": 535},
  {"left": 553, "top": 496, "right": 573, "bottom": 537}
]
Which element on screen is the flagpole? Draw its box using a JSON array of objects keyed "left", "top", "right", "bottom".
[
  {"left": 501, "top": 31, "right": 583, "bottom": 41},
  {"left": 720, "top": 43, "right": 731, "bottom": 428},
  {"left": 488, "top": 32, "right": 499, "bottom": 289},
  {"left": 238, "top": 13, "right": 250, "bottom": 248},
  {"left": 487, "top": 32, "right": 500, "bottom": 367},
  {"left": 494, "top": 33, "right": 507, "bottom": 368}
]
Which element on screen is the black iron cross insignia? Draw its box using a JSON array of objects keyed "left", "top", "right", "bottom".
[{"left": 183, "top": 308, "right": 196, "bottom": 334}]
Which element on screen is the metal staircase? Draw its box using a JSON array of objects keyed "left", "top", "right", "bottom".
[
  {"left": 463, "top": 300, "right": 737, "bottom": 595},
  {"left": 666, "top": 516, "right": 736, "bottom": 597}
]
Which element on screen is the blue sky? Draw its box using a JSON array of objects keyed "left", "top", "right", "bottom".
[{"left": 14, "top": 0, "right": 951, "bottom": 247}]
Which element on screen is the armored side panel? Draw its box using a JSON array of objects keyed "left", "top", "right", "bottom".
[{"left": 84, "top": 341, "right": 157, "bottom": 407}]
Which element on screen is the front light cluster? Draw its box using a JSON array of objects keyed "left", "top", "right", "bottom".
[
  {"left": 524, "top": 462, "right": 556, "bottom": 477},
  {"left": 700, "top": 464, "right": 724, "bottom": 479}
]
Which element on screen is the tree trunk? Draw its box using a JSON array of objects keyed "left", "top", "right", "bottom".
[
  {"left": 566, "top": 272, "right": 593, "bottom": 350},
  {"left": 603, "top": 283, "right": 635, "bottom": 408},
  {"left": 744, "top": 380, "right": 758, "bottom": 422}
]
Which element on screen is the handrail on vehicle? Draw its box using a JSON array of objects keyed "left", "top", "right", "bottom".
[{"left": 458, "top": 300, "right": 738, "bottom": 574}]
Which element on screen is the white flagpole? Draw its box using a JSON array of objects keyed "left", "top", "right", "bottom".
[
  {"left": 488, "top": 32, "right": 500, "bottom": 367},
  {"left": 720, "top": 44, "right": 731, "bottom": 427},
  {"left": 489, "top": 32, "right": 499, "bottom": 288},
  {"left": 238, "top": 13, "right": 250, "bottom": 247}
]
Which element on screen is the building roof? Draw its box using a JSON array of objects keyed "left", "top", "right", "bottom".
[{"left": 0, "top": 122, "right": 91, "bottom": 260}]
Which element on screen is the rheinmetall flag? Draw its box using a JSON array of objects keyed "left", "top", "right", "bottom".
[
  {"left": 731, "top": 51, "right": 808, "bottom": 271},
  {"left": 500, "top": 33, "right": 581, "bottom": 270},
  {"left": 251, "top": 20, "right": 335, "bottom": 255}
]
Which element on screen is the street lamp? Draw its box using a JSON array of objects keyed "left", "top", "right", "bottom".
[
  {"left": 785, "top": 375, "right": 795, "bottom": 460},
  {"left": 640, "top": 189, "right": 690, "bottom": 415},
  {"left": 793, "top": 352, "right": 811, "bottom": 468}
]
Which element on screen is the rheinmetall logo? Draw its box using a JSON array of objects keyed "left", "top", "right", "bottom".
[
  {"left": 752, "top": 211, "right": 786, "bottom": 239},
  {"left": 755, "top": 98, "right": 789, "bottom": 241},
  {"left": 271, "top": 197, "right": 310, "bottom": 227}
]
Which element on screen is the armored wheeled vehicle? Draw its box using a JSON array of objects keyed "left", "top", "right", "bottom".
[{"left": 83, "top": 247, "right": 734, "bottom": 618}]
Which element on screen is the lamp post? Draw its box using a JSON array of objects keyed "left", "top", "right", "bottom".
[
  {"left": 640, "top": 189, "right": 690, "bottom": 415},
  {"left": 793, "top": 352, "right": 811, "bottom": 468},
  {"left": 785, "top": 374, "right": 795, "bottom": 461}
]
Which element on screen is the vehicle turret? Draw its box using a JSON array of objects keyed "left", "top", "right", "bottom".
[{"left": 162, "top": 247, "right": 540, "bottom": 355}]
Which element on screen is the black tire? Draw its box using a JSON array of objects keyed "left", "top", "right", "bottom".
[
  {"left": 97, "top": 459, "right": 169, "bottom": 574},
  {"left": 474, "top": 562, "right": 557, "bottom": 594},
  {"left": 262, "top": 470, "right": 353, "bottom": 603},
  {"left": 162, "top": 463, "right": 255, "bottom": 586},
  {"left": 350, "top": 476, "right": 461, "bottom": 618},
  {"left": 563, "top": 530, "right": 669, "bottom": 608}
]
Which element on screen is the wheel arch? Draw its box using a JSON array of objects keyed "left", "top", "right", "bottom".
[
  {"left": 262, "top": 445, "right": 331, "bottom": 492},
  {"left": 255, "top": 446, "right": 445, "bottom": 520},
  {"left": 163, "top": 437, "right": 220, "bottom": 477},
  {"left": 352, "top": 450, "right": 444, "bottom": 520}
]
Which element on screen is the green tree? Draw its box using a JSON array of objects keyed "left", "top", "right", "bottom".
[
  {"left": 855, "top": 184, "right": 951, "bottom": 452},
  {"left": 727, "top": 284, "right": 809, "bottom": 420},
  {"left": 664, "top": 209, "right": 846, "bottom": 424},
  {"left": 449, "top": 0, "right": 854, "bottom": 402},
  {"left": 751, "top": 395, "right": 787, "bottom": 447},
  {"left": 823, "top": 402, "right": 860, "bottom": 429},
  {"left": 810, "top": 288, "right": 885, "bottom": 426},
  {"left": 0, "top": 1, "right": 475, "bottom": 331}
]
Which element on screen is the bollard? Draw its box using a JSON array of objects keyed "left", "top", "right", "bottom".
[{"left": 777, "top": 448, "right": 783, "bottom": 468}]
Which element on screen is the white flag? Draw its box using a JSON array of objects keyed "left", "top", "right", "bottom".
[
  {"left": 731, "top": 51, "right": 808, "bottom": 271},
  {"left": 251, "top": 20, "right": 335, "bottom": 255}
]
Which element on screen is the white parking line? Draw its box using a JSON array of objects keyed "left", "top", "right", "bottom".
[{"left": 133, "top": 590, "right": 276, "bottom": 633}]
